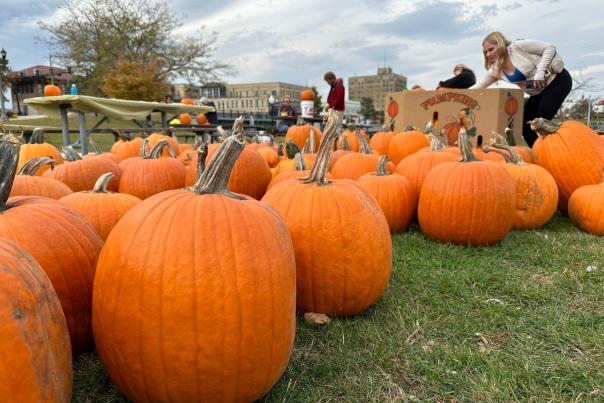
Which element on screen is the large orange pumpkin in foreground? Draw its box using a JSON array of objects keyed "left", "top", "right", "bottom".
[
  {"left": 0, "top": 239, "right": 72, "bottom": 402},
  {"left": 418, "top": 129, "right": 516, "bottom": 245},
  {"left": 93, "top": 118, "right": 296, "bottom": 402},
  {"left": 0, "top": 133, "right": 103, "bottom": 355},
  {"left": 262, "top": 110, "right": 392, "bottom": 315}
]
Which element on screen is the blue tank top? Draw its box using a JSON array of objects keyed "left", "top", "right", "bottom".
[{"left": 504, "top": 67, "right": 526, "bottom": 83}]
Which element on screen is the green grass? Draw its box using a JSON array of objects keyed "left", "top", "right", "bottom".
[{"left": 72, "top": 214, "right": 604, "bottom": 402}]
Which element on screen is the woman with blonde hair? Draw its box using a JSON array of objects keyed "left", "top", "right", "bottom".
[
  {"left": 437, "top": 64, "right": 476, "bottom": 89},
  {"left": 471, "top": 31, "right": 571, "bottom": 147}
]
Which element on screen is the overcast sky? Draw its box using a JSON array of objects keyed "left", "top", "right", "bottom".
[{"left": 1, "top": 0, "right": 603, "bottom": 102}]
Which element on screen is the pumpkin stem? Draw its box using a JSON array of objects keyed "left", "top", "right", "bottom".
[
  {"left": 92, "top": 172, "right": 114, "bottom": 193},
  {"left": 300, "top": 109, "right": 343, "bottom": 185},
  {"left": 296, "top": 116, "right": 305, "bottom": 126},
  {"left": 429, "top": 131, "right": 447, "bottom": 152},
  {"left": 18, "top": 156, "right": 56, "bottom": 175},
  {"left": 189, "top": 116, "right": 246, "bottom": 199},
  {"left": 458, "top": 128, "right": 479, "bottom": 162},
  {"left": 114, "top": 130, "right": 132, "bottom": 142},
  {"left": 294, "top": 152, "right": 306, "bottom": 171},
  {"left": 528, "top": 118, "right": 560, "bottom": 136},
  {"left": 89, "top": 136, "right": 102, "bottom": 154},
  {"left": 423, "top": 121, "right": 433, "bottom": 134},
  {"left": 138, "top": 137, "right": 149, "bottom": 157},
  {"left": 492, "top": 144, "right": 525, "bottom": 165},
  {"left": 147, "top": 140, "right": 174, "bottom": 159},
  {"left": 0, "top": 133, "right": 21, "bottom": 208},
  {"left": 29, "top": 127, "right": 45, "bottom": 144},
  {"left": 355, "top": 129, "right": 372, "bottom": 154},
  {"left": 62, "top": 145, "right": 83, "bottom": 161},
  {"left": 482, "top": 146, "right": 513, "bottom": 163},
  {"left": 196, "top": 142, "right": 209, "bottom": 180},
  {"left": 285, "top": 139, "right": 300, "bottom": 159},
  {"left": 490, "top": 131, "right": 508, "bottom": 146},
  {"left": 277, "top": 143, "right": 284, "bottom": 157},
  {"left": 373, "top": 155, "right": 391, "bottom": 176}
]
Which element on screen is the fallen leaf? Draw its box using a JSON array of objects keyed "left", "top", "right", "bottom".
[{"left": 304, "top": 312, "right": 331, "bottom": 325}]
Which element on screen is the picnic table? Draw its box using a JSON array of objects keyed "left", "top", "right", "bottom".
[{"left": 23, "top": 95, "right": 214, "bottom": 154}]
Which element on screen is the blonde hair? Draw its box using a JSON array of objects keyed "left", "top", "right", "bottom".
[{"left": 482, "top": 31, "right": 511, "bottom": 77}]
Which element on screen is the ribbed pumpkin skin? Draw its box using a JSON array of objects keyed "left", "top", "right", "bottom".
[
  {"left": 257, "top": 146, "right": 280, "bottom": 168},
  {"left": 387, "top": 131, "right": 430, "bottom": 164},
  {"left": 532, "top": 121, "right": 604, "bottom": 213},
  {"left": 17, "top": 144, "right": 63, "bottom": 175},
  {"left": 207, "top": 147, "right": 271, "bottom": 199},
  {"left": 369, "top": 131, "right": 395, "bottom": 155},
  {"left": 268, "top": 171, "right": 333, "bottom": 190},
  {"left": 10, "top": 175, "right": 73, "bottom": 199},
  {"left": 395, "top": 151, "right": 458, "bottom": 195},
  {"left": 503, "top": 163, "right": 558, "bottom": 229},
  {"left": 119, "top": 158, "right": 186, "bottom": 199},
  {"left": 285, "top": 125, "right": 323, "bottom": 152},
  {"left": 330, "top": 153, "right": 395, "bottom": 180},
  {"left": 262, "top": 179, "right": 392, "bottom": 315},
  {"left": 358, "top": 172, "right": 418, "bottom": 233},
  {"left": 0, "top": 239, "right": 72, "bottom": 402},
  {"left": 93, "top": 190, "right": 296, "bottom": 402},
  {"left": 568, "top": 183, "right": 604, "bottom": 235},
  {"left": 0, "top": 196, "right": 103, "bottom": 355},
  {"left": 111, "top": 136, "right": 144, "bottom": 160},
  {"left": 418, "top": 162, "right": 516, "bottom": 245},
  {"left": 60, "top": 191, "right": 142, "bottom": 241},
  {"left": 43, "top": 156, "right": 122, "bottom": 192}
]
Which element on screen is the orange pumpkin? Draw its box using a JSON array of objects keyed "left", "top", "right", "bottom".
[
  {"left": 181, "top": 97, "right": 194, "bottom": 105},
  {"left": 17, "top": 128, "right": 63, "bottom": 175},
  {"left": 111, "top": 132, "right": 144, "bottom": 160},
  {"left": 60, "top": 172, "right": 142, "bottom": 240},
  {"left": 262, "top": 110, "right": 392, "bottom": 315},
  {"left": 44, "top": 84, "right": 61, "bottom": 96},
  {"left": 358, "top": 156, "right": 418, "bottom": 233},
  {"left": 0, "top": 239, "right": 72, "bottom": 401},
  {"left": 395, "top": 132, "right": 458, "bottom": 195},
  {"left": 331, "top": 131, "right": 395, "bottom": 180},
  {"left": 285, "top": 122, "right": 323, "bottom": 152},
  {"left": 387, "top": 128, "right": 430, "bottom": 164},
  {"left": 10, "top": 157, "right": 73, "bottom": 199},
  {"left": 339, "top": 127, "right": 369, "bottom": 152},
  {"left": 300, "top": 89, "right": 315, "bottom": 101},
  {"left": 119, "top": 140, "right": 186, "bottom": 199},
  {"left": 369, "top": 131, "right": 396, "bottom": 155},
  {"left": 146, "top": 132, "right": 179, "bottom": 157},
  {"left": 196, "top": 113, "right": 208, "bottom": 125},
  {"left": 0, "top": 133, "right": 103, "bottom": 355},
  {"left": 418, "top": 129, "right": 516, "bottom": 245},
  {"left": 43, "top": 146, "right": 122, "bottom": 192},
  {"left": 93, "top": 118, "right": 296, "bottom": 402},
  {"left": 568, "top": 168, "right": 604, "bottom": 235},
  {"left": 531, "top": 118, "right": 604, "bottom": 213}
]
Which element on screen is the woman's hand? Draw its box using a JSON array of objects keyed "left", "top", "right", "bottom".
[{"left": 533, "top": 79, "right": 545, "bottom": 89}]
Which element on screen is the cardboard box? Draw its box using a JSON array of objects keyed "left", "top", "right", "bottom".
[{"left": 385, "top": 88, "right": 525, "bottom": 146}]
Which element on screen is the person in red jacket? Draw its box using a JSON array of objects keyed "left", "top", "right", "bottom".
[{"left": 324, "top": 71, "right": 345, "bottom": 112}]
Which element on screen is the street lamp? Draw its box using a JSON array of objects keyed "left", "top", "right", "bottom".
[{"left": 0, "top": 48, "right": 8, "bottom": 122}]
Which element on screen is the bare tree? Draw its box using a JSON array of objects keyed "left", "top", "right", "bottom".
[{"left": 38, "top": 0, "right": 233, "bottom": 96}]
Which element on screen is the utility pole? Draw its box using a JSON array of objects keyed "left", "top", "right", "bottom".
[{"left": 0, "top": 49, "right": 9, "bottom": 122}]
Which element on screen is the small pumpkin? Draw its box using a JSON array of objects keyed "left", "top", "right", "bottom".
[
  {"left": 17, "top": 128, "right": 63, "bottom": 175},
  {"left": 181, "top": 97, "right": 194, "bottom": 105},
  {"left": 44, "top": 84, "right": 61, "bottom": 96},
  {"left": 196, "top": 113, "right": 208, "bottom": 125},
  {"left": 10, "top": 157, "right": 73, "bottom": 199},
  {"left": 179, "top": 113, "right": 192, "bottom": 125},
  {"left": 110, "top": 132, "right": 144, "bottom": 160},
  {"left": 568, "top": 167, "right": 604, "bottom": 235},
  {"left": 300, "top": 89, "right": 315, "bottom": 101}
]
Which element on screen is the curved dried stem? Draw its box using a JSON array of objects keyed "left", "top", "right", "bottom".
[
  {"left": 29, "top": 128, "right": 45, "bottom": 144},
  {"left": 528, "top": 118, "right": 559, "bottom": 136},
  {"left": 139, "top": 137, "right": 149, "bottom": 157},
  {"left": 294, "top": 152, "right": 306, "bottom": 171},
  {"left": 113, "top": 130, "right": 132, "bottom": 142},
  {"left": 62, "top": 145, "right": 82, "bottom": 161},
  {"left": 196, "top": 142, "right": 209, "bottom": 181},
  {"left": 0, "top": 133, "right": 21, "bottom": 208},
  {"left": 92, "top": 172, "right": 114, "bottom": 193},
  {"left": 148, "top": 140, "right": 170, "bottom": 159},
  {"left": 300, "top": 109, "right": 343, "bottom": 185},
  {"left": 189, "top": 116, "right": 246, "bottom": 199},
  {"left": 482, "top": 146, "right": 513, "bottom": 163},
  {"left": 356, "top": 129, "right": 372, "bottom": 154},
  {"left": 18, "top": 157, "right": 56, "bottom": 175},
  {"left": 89, "top": 136, "right": 102, "bottom": 154},
  {"left": 374, "top": 155, "right": 391, "bottom": 176},
  {"left": 492, "top": 144, "right": 525, "bottom": 165}
]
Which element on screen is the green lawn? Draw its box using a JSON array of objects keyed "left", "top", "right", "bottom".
[{"left": 72, "top": 214, "right": 604, "bottom": 402}]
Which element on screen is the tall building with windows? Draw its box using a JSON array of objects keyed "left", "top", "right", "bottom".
[{"left": 348, "top": 67, "right": 407, "bottom": 112}]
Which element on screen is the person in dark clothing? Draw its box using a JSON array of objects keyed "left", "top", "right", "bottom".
[
  {"left": 324, "top": 71, "right": 345, "bottom": 112},
  {"left": 278, "top": 96, "right": 295, "bottom": 117},
  {"left": 200, "top": 97, "right": 219, "bottom": 143},
  {"left": 438, "top": 64, "right": 476, "bottom": 89}
]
